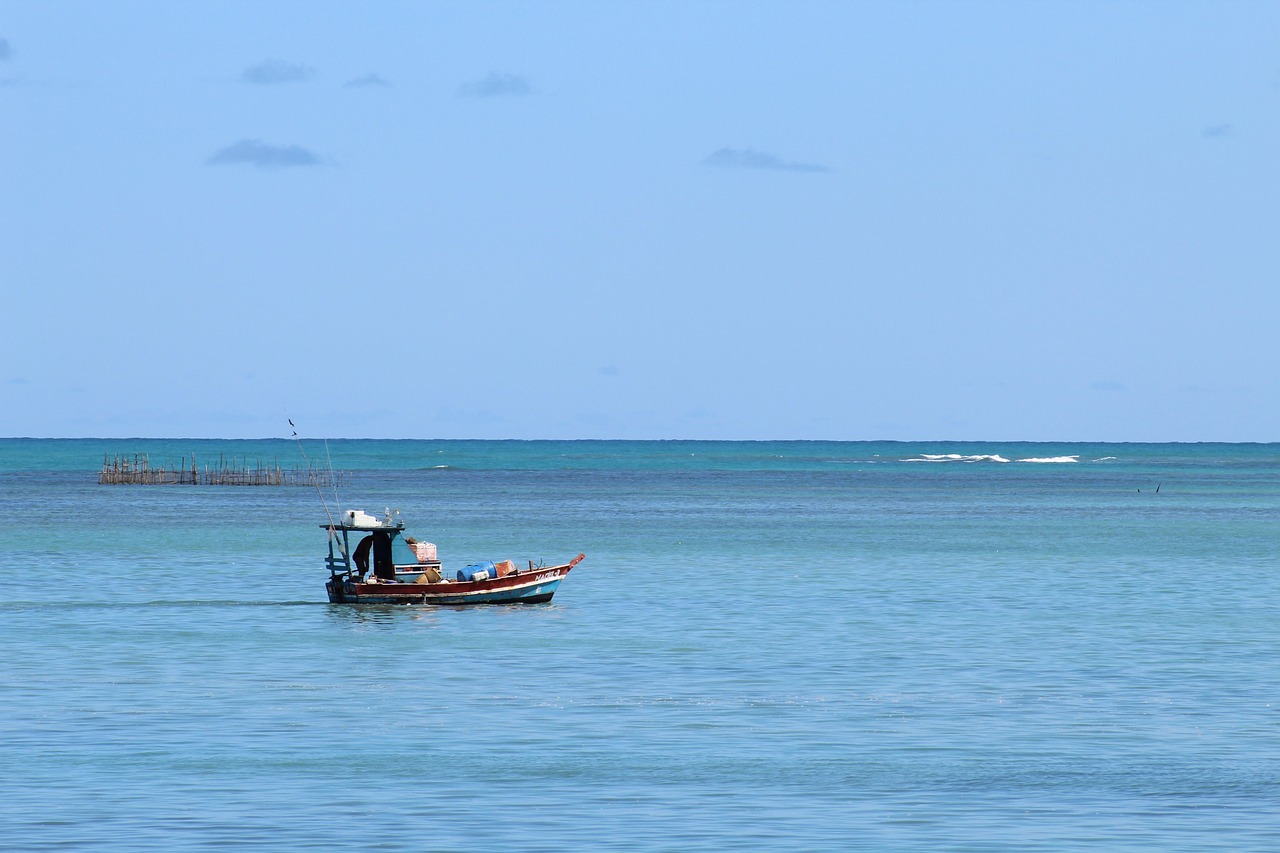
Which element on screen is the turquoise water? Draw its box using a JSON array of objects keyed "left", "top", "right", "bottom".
[{"left": 1, "top": 440, "right": 1278, "bottom": 850}]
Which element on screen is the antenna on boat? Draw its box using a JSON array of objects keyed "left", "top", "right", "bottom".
[{"left": 290, "top": 419, "right": 339, "bottom": 532}]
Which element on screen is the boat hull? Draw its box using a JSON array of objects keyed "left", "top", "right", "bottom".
[{"left": 326, "top": 560, "right": 577, "bottom": 605}]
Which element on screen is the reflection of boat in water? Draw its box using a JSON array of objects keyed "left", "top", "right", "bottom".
[{"left": 323, "top": 509, "right": 584, "bottom": 605}]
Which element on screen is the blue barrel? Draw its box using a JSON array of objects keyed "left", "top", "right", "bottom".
[{"left": 456, "top": 561, "right": 496, "bottom": 582}]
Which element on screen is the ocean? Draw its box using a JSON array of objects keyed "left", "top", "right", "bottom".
[{"left": 1, "top": 439, "right": 1277, "bottom": 851}]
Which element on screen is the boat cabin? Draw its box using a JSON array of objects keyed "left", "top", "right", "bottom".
[{"left": 323, "top": 509, "right": 443, "bottom": 584}]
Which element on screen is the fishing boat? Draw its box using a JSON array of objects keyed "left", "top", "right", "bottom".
[{"left": 322, "top": 508, "right": 584, "bottom": 605}]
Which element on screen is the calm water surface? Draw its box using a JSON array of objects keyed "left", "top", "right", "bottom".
[{"left": 1, "top": 440, "right": 1278, "bottom": 850}]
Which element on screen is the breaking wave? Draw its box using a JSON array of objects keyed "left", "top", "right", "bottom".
[
  {"left": 902, "top": 453, "right": 1084, "bottom": 465},
  {"left": 904, "top": 454, "right": 1011, "bottom": 463}
]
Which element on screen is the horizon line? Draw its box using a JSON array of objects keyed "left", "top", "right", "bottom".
[{"left": 2, "top": 436, "right": 1276, "bottom": 445}]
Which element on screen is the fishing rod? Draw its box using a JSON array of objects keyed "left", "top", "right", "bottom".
[
  {"left": 290, "top": 419, "right": 341, "bottom": 537},
  {"left": 323, "top": 436, "right": 341, "bottom": 519}
]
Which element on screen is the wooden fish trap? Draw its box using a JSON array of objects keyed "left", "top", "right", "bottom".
[{"left": 99, "top": 452, "right": 348, "bottom": 487}]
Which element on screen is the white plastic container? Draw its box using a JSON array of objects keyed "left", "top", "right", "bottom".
[{"left": 344, "top": 509, "right": 380, "bottom": 528}]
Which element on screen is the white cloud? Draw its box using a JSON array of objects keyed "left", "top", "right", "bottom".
[
  {"left": 458, "top": 72, "right": 531, "bottom": 98},
  {"left": 206, "top": 139, "right": 321, "bottom": 169},
  {"left": 703, "top": 147, "right": 828, "bottom": 173},
  {"left": 243, "top": 60, "right": 315, "bottom": 85},
  {"left": 345, "top": 73, "right": 391, "bottom": 88}
]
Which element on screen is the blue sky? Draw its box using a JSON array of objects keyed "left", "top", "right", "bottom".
[{"left": 2, "top": 1, "right": 1277, "bottom": 440}]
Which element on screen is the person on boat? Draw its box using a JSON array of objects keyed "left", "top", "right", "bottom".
[
  {"left": 353, "top": 532, "right": 395, "bottom": 581},
  {"left": 353, "top": 534, "right": 374, "bottom": 577}
]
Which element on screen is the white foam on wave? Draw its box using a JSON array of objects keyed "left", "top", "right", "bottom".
[
  {"left": 1016, "top": 456, "right": 1079, "bottom": 464},
  {"left": 904, "top": 454, "right": 1011, "bottom": 463}
]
